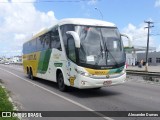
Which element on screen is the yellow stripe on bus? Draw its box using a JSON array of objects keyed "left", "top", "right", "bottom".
[
  {"left": 85, "top": 68, "right": 110, "bottom": 75},
  {"left": 23, "top": 52, "right": 41, "bottom": 77}
]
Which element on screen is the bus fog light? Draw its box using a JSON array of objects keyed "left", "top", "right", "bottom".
[{"left": 81, "top": 81, "right": 86, "bottom": 85}]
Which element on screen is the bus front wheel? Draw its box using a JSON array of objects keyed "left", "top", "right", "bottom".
[{"left": 57, "top": 72, "right": 66, "bottom": 92}]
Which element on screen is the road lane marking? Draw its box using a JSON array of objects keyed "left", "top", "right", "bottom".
[{"left": 0, "top": 67, "right": 113, "bottom": 120}]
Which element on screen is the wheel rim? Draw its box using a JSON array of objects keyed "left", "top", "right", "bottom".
[
  {"left": 28, "top": 71, "right": 31, "bottom": 79},
  {"left": 58, "top": 73, "right": 66, "bottom": 91},
  {"left": 28, "top": 70, "right": 33, "bottom": 80},
  {"left": 58, "top": 74, "right": 64, "bottom": 90},
  {"left": 30, "top": 73, "right": 33, "bottom": 80}
]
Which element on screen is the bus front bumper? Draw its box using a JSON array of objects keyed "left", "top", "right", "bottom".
[{"left": 77, "top": 73, "right": 126, "bottom": 89}]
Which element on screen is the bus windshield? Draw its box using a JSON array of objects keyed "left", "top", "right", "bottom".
[{"left": 75, "top": 26, "right": 125, "bottom": 69}]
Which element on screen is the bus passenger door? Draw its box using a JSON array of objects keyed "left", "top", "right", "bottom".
[{"left": 67, "top": 37, "right": 77, "bottom": 87}]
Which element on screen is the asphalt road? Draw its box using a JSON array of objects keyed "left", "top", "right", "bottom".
[{"left": 0, "top": 64, "right": 160, "bottom": 120}]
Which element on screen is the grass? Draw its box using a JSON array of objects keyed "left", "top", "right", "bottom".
[{"left": 0, "top": 85, "right": 19, "bottom": 120}]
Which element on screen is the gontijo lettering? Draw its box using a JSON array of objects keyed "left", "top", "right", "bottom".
[{"left": 27, "top": 54, "right": 37, "bottom": 60}]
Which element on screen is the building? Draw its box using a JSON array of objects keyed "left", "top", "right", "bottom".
[
  {"left": 125, "top": 46, "right": 156, "bottom": 66},
  {"left": 126, "top": 52, "right": 137, "bottom": 66},
  {"left": 122, "top": 35, "right": 157, "bottom": 66},
  {"left": 10, "top": 56, "right": 22, "bottom": 63},
  {"left": 137, "top": 52, "right": 160, "bottom": 66}
]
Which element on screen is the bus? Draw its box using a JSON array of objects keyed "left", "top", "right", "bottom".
[{"left": 23, "top": 18, "right": 127, "bottom": 91}]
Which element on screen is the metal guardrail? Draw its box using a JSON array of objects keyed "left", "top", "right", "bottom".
[
  {"left": 127, "top": 70, "right": 160, "bottom": 84},
  {"left": 126, "top": 70, "right": 160, "bottom": 77}
]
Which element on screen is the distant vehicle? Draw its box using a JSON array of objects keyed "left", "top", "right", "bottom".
[
  {"left": 23, "top": 18, "right": 129, "bottom": 91},
  {"left": 4, "top": 62, "right": 10, "bottom": 65}
]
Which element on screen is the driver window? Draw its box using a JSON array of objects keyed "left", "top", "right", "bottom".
[{"left": 68, "top": 37, "right": 76, "bottom": 63}]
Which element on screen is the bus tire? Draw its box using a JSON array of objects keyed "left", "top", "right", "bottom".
[
  {"left": 29, "top": 68, "right": 34, "bottom": 80},
  {"left": 27, "top": 67, "right": 31, "bottom": 79},
  {"left": 57, "top": 72, "right": 66, "bottom": 92}
]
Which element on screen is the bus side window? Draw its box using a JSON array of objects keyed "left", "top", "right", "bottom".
[
  {"left": 50, "top": 29, "right": 61, "bottom": 51},
  {"left": 40, "top": 36, "right": 44, "bottom": 50},
  {"left": 38, "top": 33, "right": 50, "bottom": 51},
  {"left": 28, "top": 41, "right": 32, "bottom": 53},
  {"left": 37, "top": 37, "right": 43, "bottom": 51},
  {"left": 27, "top": 42, "right": 30, "bottom": 53},
  {"left": 32, "top": 39, "right": 37, "bottom": 52},
  {"left": 23, "top": 43, "right": 28, "bottom": 54},
  {"left": 44, "top": 33, "right": 50, "bottom": 50},
  {"left": 60, "top": 24, "right": 74, "bottom": 52}
]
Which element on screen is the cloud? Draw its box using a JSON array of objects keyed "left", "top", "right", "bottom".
[
  {"left": 14, "top": 34, "right": 26, "bottom": 40},
  {"left": 0, "top": 0, "right": 57, "bottom": 57},
  {"left": 122, "top": 23, "right": 155, "bottom": 48},
  {"left": 155, "top": 0, "right": 160, "bottom": 7},
  {"left": 87, "top": 0, "right": 98, "bottom": 5},
  {"left": 79, "top": 0, "right": 99, "bottom": 18},
  {"left": 157, "top": 45, "right": 160, "bottom": 51}
]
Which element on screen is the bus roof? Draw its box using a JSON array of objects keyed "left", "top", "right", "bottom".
[
  {"left": 58, "top": 18, "right": 116, "bottom": 27},
  {"left": 32, "top": 28, "right": 48, "bottom": 40},
  {"left": 24, "top": 18, "right": 116, "bottom": 44}
]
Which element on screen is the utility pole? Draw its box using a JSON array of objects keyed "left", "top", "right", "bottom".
[{"left": 144, "top": 21, "right": 154, "bottom": 72}]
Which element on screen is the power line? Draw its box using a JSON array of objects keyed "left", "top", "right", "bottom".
[
  {"left": 95, "top": 7, "right": 103, "bottom": 20},
  {"left": 0, "top": 0, "right": 97, "bottom": 3},
  {"left": 150, "top": 33, "right": 160, "bottom": 36}
]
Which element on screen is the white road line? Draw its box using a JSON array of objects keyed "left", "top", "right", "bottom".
[{"left": 0, "top": 67, "right": 114, "bottom": 120}]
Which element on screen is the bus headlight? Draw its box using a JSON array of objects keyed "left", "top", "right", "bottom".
[{"left": 77, "top": 70, "right": 91, "bottom": 77}]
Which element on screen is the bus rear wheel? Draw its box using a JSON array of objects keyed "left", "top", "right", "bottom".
[
  {"left": 27, "top": 68, "right": 31, "bottom": 79},
  {"left": 28, "top": 68, "right": 34, "bottom": 80},
  {"left": 57, "top": 72, "right": 66, "bottom": 92}
]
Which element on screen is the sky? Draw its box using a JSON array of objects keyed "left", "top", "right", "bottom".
[{"left": 0, "top": 0, "right": 160, "bottom": 57}]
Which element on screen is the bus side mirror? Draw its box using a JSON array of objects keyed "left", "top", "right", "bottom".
[
  {"left": 66, "top": 31, "right": 80, "bottom": 48},
  {"left": 120, "top": 33, "right": 132, "bottom": 47}
]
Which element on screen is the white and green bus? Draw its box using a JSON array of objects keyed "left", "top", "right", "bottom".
[{"left": 23, "top": 18, "right": 127, "bottom": 91}]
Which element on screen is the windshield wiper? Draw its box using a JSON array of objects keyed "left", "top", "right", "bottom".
[
  {"left": 104, "top": 42, "right": 119, "bottom": 67},
  {"left": 95, "top": 41, "right": 104, "bottom": 65},
  {"left": 104, "top": 42, "right": 108, "bottom": 65},
  {"left": 100, "top": 41, "right": 104, "bottom": 58}
]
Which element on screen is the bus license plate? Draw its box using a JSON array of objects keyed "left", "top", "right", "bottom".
[{"left": 103, "top": 81, "right": 112, "bottom": 86}]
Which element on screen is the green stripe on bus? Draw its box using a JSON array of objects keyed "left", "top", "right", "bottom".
[
  {"left": 37, "top": 49, "right": 52, "bottom": 74},
  {"left": 109, "top": 66, "right": 124, "bottom": 74}
]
